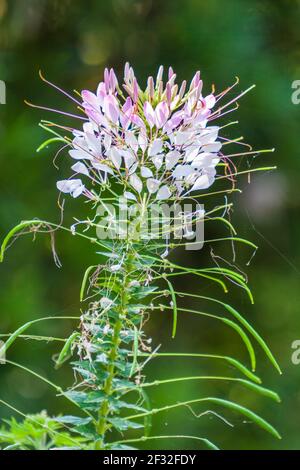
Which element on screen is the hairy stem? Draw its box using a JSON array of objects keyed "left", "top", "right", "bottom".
[
  {"left": 95, "top": 249, "right": 132, "bottom": 449},
  {"left": 95, "top": 318, "right": 123, "bottom": 448}
]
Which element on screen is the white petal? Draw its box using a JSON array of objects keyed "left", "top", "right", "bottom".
[
  {"left": 156, "top": 185, "right": 172, "bottom": 200},
  {"left": 199, "top": 127, "right": 219, "bottom": 144},
  {"left": 92, "top": 162, "right": 114, "bottom": 175},
  {"left": 128, "top": 161, "right": 138, "bottom": 175},
  {"left": 72, "top": 185, "right": 85, "bottom": 198},
  {"left": 138, "top": 132, "right": 148, "bottom": 152},
  {"left": 124, "top": 191, "right": 137, "bottom": 201},
  {"left": 85, "top": 133, "right": 102, "bottom": 153},
  {"left": 151, "top": 154, "right": 164, "bottom": 170},
  {"left": 56, "top": 180, "right": 71, "bottom": 193},
  {"left": 204, "top": 94, "right": 216, "bottom": 109},
  {"left": 141, "top": 166, "right": 153, "bottom": 178},
  {"left": 125, "top": 131, "right": 139, "bottom": 152},
  {"left": 146, "top": 178, "right": 160, "bottom": 194},
  {"left": 109, "top": 147, "right": 122, "bottom": 169},
  {"left": 71, "top": 162, "right": 89, "bottom": 176},
  {"left": 185, "top": 171, "right": 199, "bottom": 185},
  {"left": 73, "top": 136, "right": 89, "bottom": 151},
  {"left": 185, "top": 146, "right": 201, "bottom": 162},
  {"left": 69, "top": 149, "right": 90, "bottom": 160},
  {"left": 172, "top": 164, "right": 193, "bottom": 178},
  {"left": 174, "top": 131, "right": 191, "bottom": 146},
  {"left": 83, "top": 122, "right": 97, "bottom": 134},
  {"left": 190, "top": 174, "right": 213, "bottom": 191},
  {"left": 121, "top": 150, "right": 136, "bottom": 170},
  {"left": 148, "top": 138, "right": 163, "bottom": 157},
  {"left": 165, "top": 150, "right": 180, "bottom": 170},
  {"left": 56, "top": 179, "right": 76, "bottom": 193},
  {"left": 202, "top": 142, "right": 222, "bottom": 153},
  {"left": 175, "top": 181, "right": 184, "bottom": 194},
  {"left": 129, "top": 174, "right": 143, "bottom": 193},
  {"left": 191, "top": 152, "right": 219, "bottom": 169},
  {"left": 103, "top": 134, "right": 112, "bottom": 152},
  {"left": 56, "top": 179, "right": 84, "bottom": 198}
]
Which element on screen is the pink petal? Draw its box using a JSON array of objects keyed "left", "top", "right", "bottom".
[
  {"left": 143, "top": 101, "right": 156, "bottom": 128},
  {"left": 155, "top": 101, "right": 169, "bottom": 128},
  {"left": 81, "top": 90, "right": 99, "bottom": 109},
  {"left": 204, "top": 94, "right": 216, "bottom": 109},
  {"left": 103, "top": 95, "right": 119, "bottom": 123}
]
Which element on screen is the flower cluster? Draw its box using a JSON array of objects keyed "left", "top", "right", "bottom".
[{"left": 57, "top": 64, "right": 222, "bottom": 202}]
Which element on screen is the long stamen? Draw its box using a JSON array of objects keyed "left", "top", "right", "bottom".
[
  {"left": 25, "top": 100, "right": 87, "bottom": 120},
  {"left": 39, "top": 70, "right": 82, "bottom": 106}
]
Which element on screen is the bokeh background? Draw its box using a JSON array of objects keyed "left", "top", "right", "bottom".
[{"left": 0, "top": 0, "right": 299, "bottom": 450}]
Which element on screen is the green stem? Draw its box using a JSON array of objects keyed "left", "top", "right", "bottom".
[
  {"left": 95, "top": 318, "right": 123, "bottom": 448},
  {"left": 95, "top": 249, "right": 132, "bottom": 449}
]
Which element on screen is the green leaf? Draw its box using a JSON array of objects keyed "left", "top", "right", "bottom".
[
  {"left": 129, "top": 285, "right": 158, "bottom": 299},
  {"left": 108, "top": 417, "right": 144, "bottom": 432},
  {"left": 54, "top": 416, "right": 92, "bottom": 426},
  {"left": 111, "top": 401, "right": 147, "bottom": 413}
]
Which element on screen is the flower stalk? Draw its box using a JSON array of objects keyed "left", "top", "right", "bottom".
[
  {"left": 0, "top": 64, "right": 282, "bottom": 450},
  {"left": 95, "top": 249, "right": 133, "bottom": 449}
]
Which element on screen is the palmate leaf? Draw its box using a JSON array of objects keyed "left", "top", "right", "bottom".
[{"left": 0, "top": 410, "right": 87, "bottom": 450}]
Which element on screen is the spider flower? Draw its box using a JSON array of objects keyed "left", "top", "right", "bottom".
[{"left": 57, "top": 64, "right": 222, "bottom": 201}]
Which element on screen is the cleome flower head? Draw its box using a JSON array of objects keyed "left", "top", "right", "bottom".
[{"left": 56, "top": 64, "right": 223, "bottom": 202}]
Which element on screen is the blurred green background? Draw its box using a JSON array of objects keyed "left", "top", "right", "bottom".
[{"left": 0, "top": 0, "right": 300, "bottom": 450}]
